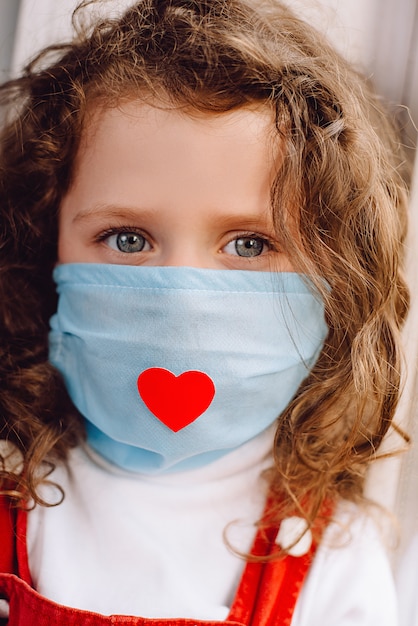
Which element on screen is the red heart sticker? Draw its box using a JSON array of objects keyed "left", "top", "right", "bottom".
[{"left": 137, "top": 367, "right": 216, "bottom": 432}]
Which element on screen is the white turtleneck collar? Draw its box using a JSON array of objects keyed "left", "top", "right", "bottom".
[{"left": 26, "top": 425, "right": 275, "bottom": 619}]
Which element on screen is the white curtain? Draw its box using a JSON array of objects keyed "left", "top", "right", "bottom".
[
  {"left": 9, "top": 0, "right": 134, "bottom": 74},
  {"left": 393, "top": 154, "right": 418, "bottom": 625},
  {"left": 0, "top": 0, "right": 20, "bottom": 79},
  {"left": 8, "top": 0, "right": 384, "bottom": 72}
]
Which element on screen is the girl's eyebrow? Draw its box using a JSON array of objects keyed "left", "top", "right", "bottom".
[
  {"left": 73, "top": 203, "right": 271, "bottom": 227},
  {"left": 212, "top": 214, "right": 276, "bottom": 232},
  {"left": 72, "top": 204, "right": 275, "bottom": 230},
  {"left": 72, "top": 204, "right": 157, "bottom": 224}
]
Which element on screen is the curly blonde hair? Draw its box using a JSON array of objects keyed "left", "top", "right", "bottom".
[{"left": 0, "top": 0, "right": 409, "bottom": 530}]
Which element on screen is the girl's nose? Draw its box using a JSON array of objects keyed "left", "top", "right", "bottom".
[{"left": 156, "top": 241, "right": 215, "bottom": 269}]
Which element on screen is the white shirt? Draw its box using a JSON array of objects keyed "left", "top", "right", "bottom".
[{"left": 23, "top": 429, "right": 398, "bottom": 625}]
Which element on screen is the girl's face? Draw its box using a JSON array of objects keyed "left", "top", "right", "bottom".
[{"left": 58, "top": 102, "right": 293, "bottom": 272}]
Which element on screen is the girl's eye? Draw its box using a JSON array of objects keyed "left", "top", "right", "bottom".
[
  {"left": 224, "top": 236, "right": 269, "bottom": 258},
  {"left": 105, "top": 231, "right": 151, "bottom": 254}
]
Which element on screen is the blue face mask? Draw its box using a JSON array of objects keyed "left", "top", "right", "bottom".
[{"left": 49, "top": 264, "right": 328, "bottom": 474}]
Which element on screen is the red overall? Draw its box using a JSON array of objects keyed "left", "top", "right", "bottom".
[{"left": 0, "top": 494, "right": 319, "bottom": 626}]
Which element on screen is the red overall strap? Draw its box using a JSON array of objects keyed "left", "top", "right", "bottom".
[
  {"left": 0, "top": 488, "right": 16, "bottom": 575},
  {"left": 227, "top": 512, "right": 320, "bottom": 626},
  {"left": 0, "top": 492, "right": 31, "bottom": 586},
  {"left": 0, "top": 492, "right": 327, "bottom": 626},
  {"left": 247, "top": 530, "right": 317, "bottom": 626}
]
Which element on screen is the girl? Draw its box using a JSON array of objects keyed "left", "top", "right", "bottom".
[{"left": 0, "top": 0, "right": 409, "bottom": 624}]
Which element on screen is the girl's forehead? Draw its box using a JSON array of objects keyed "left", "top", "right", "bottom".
[
  {"left": 71, "top": 100, "right": 286, "bottom": 191},
  {"left": 63, "top": 99, "right": 286, "bottom": 235},
  {"left": 80, "top": 99, "right": 281, "bottom": 151}
]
